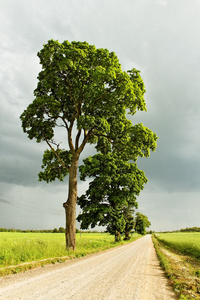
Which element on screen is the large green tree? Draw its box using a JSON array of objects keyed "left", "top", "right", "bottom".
[
  {"left": 77, "top": 153, "right": 148, "bottom": 241},
  {"left": 20, "top": 39, "right": 157, "bottom": 249}
]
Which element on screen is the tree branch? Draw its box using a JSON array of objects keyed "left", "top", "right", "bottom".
[
  {"left": 44, "top": 135, "right": 70, "bottom": 171},
  {"left": 67, "top": 116, "right": 75, "bottom": 153},
  {"left": 75, "top": 129, "right": 82, "bottom": 151},
  {"left": 77, "top": 129, "right": 93, "bottom": 155}
]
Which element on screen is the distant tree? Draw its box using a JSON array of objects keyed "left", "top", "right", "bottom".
[
  {"left": 77, "top": 153, "right": 148, "bottom": 242},
  {"left": 20, "top": 39, "right": 157, "bottom": 250},
  {"left": 180, "top": 227, "right": 200, "bottom": 232},
  {"left": 53, "top": 228, "right": 59, "bottom": 233},
  {"left": 59, "top": 227, "right": 65, "bottom": 233},
  {"left": 135, "top": 212, "right": 151, "bottom": 235}
]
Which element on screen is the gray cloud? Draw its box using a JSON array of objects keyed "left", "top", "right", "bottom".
[{"left": 1, "top": 0, "right": 200, "bottom": 230}]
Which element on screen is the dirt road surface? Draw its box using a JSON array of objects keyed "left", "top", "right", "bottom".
[{"left": 0, "top": 235, "right": 176, "bottom": 300}]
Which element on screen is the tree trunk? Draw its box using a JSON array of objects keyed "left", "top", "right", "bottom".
[
  {"left": 63, "top": 154, "right": 79, "bottom": 250},
  {"left": 124, "top": 231, "right": 130, "bottom": 240},
  {"left": 115, "top": 231, "right": 121, "bottom": 242}
]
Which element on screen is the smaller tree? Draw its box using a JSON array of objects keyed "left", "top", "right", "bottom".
[
  {"left": 135, "top": 212, "right": 151, "bottom": 235},
  {"left": 123, "top": 206, "right": 135, "bottom": 240},
  {"left": 77, "top": 153, "right": 147, "bottom": 241},
  {"left": 107, "top": 206, "right": 126, "bottom": 242}
]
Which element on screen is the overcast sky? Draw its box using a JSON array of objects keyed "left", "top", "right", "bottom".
[{"left": 1, "top": 0, "right": 200, "bottom": 231}]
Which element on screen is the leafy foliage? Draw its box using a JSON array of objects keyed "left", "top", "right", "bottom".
[
  {"left": 135, "top": 212, "right": 151, "bottom": 235},
  {"left": 107, "top": 206, "right": 126, "bottom": 241},
  {"left": 77, "top": 153, "right": 148, "bottom": 240},
  {"left": 180, "top": 227, "right": 200, "bottom": 232},
  {"left": 20, "top": 40, "right": 157, "bottom": 248},
  {"left": 38, "top": 149, "right": 72, "bottom": 182},
  {"left": 123, "top": 207, "right": 135, "bottom": 240},
  {"left": 20, "top": 39, "right": 157, "bottom": 181}
]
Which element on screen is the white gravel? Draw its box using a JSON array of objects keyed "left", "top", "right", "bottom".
[{"left": 0, "top": 235, "right": 176, "bottom": 300}]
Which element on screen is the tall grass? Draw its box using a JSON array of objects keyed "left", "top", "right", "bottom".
[
  {"left": 155, "top": 232, "right": 200, "bottom": 259},
  {"left": 0, "top": 232, "right": 66, "bottom": 267},
  {"left": 0, "top": 232, "right": 140, "bottom": 268}
]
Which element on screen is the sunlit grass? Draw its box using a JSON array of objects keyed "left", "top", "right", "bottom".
[
  {"left": 0, "top": 232, "right": 141, "bottom": 268},
  {"left": 155, "top": 232, "right": 200, "bottom": 259},
  {"left": 153, "top": 233, "right": 200, "bottom": 299}
]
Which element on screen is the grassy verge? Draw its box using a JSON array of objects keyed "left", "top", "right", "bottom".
[
  {"left": 0, "top": 232, "right": 141, "bottom": 276},
  {"left": 155, "top": 232, "right": 200, "bottom": 260},
  {"left": 152, "top": 234, "right": 200, "bottom": 300}
]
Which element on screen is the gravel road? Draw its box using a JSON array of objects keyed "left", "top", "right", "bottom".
[{"left": 0, "top": 235, "right": 176, "bottom": 300}]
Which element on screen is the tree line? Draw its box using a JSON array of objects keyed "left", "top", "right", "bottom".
[
  {"left": 0, "top": 212, "right": 151, "bottom": 239},
  {"left": 0, "top": 227, "right": 65, "bottom": 233},
  {"left": 180, "top": 227, "right": 200, "bottom": 232}
]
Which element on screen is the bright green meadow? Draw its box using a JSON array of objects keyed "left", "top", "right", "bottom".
[
  {"left": 155, "top": 232, "right": 200, "bottom": 259},
  {"left": 0, "top": 232, "right": 141, "bottom": 270}
]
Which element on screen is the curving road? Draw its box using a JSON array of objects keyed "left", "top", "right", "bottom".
[{"left": 0, "top": 235, "right": 176, "bottom": 300}]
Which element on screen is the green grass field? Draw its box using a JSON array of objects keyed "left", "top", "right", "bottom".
[
  {"left": 155, "top": 232, "right": 200, "bottom": 259},
  {"left": 0, "top": 232, "right": 141, "bottom": 270}
]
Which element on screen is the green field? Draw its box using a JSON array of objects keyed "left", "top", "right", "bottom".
[
  {"left": 0, "top": 232, "right": 141, "bottom": 271},
  {"left": 155, "top": 232, "right": 200, "bottom": 259}
]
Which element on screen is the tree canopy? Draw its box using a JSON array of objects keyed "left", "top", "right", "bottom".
[
  {"left": 77, "top": 153, "right": 148, "bottom": 240},
  {"left": 135, "top": 212, "right": 151, "bottom": 235},
  {"left": 20, "top": 39, "right": 157, "bottom": 249}
]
